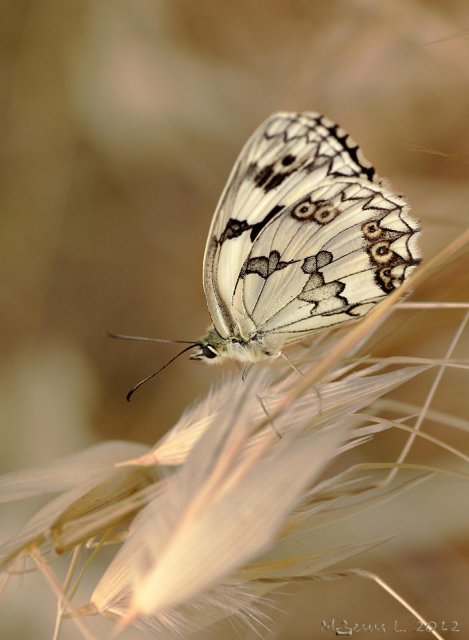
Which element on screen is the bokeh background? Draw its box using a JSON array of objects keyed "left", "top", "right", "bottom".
[{"left": 1, "top": 1, "right": 468, "bottom": 638}]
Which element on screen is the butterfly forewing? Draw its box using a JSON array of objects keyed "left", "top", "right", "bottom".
[{"left": 203, "top": 112, "right": 420, "bottom": 354}]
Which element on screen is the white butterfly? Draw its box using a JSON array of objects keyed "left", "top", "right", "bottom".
[{"left": 190, "top": 112, "right": 421, "bottom": 364}]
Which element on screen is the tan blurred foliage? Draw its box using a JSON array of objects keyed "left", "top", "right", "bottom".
[{"left": 0, "top": 1, "right": 468, "bottom": 638}]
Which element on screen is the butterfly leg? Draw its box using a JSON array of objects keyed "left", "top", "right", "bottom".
[
  {"left": 280, "top": 351, "right": 323, "bottom": 415},
  {"left": 279, "top": 351, "right": 305, "bottom": 378},
  {"left": 239, "top": 364, "right": 282, "bottom": 439},
  {"left": 241, "top": 363, "right": 252, "bottom": 382},
  {"left": 256, "top": 393, "right": 282, "bottom": 440}
]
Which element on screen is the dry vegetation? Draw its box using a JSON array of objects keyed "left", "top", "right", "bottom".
[{"left": 0, "top": 1, "right": 468, "bottom": 639}]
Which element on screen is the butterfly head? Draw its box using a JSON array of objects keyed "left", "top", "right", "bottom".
[
  {"left": 190, "top": 326, "right": 226, "bottom": 363},
  {"left": 190, "top": 342, "right": 220, "bottom": 363},
  {"left": 190, "top": 326, "right": 280, "bottom": 364}
]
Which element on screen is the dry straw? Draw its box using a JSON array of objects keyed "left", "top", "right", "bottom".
[{"left": 0, "top": 231, "right": 468, "bottom": 640}]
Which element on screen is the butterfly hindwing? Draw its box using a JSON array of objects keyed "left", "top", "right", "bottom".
[{"left": 236, "top": 178, "right": 420, "bottom": 347}]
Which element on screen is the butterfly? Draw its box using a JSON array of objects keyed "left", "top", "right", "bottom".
[{"left": 190, "top": 112, "right": 421, "bottom": 364}]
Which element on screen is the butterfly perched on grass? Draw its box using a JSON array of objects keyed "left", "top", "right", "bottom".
[
  {"left": 191, "top": 112, "right": 421, "bottom": 364},
  {"left": 112, "top": 112, "right": 421, "bottom": 399}
]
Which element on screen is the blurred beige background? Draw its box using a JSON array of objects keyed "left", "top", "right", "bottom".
[{"left": 1, "top": 1, "right": 468, "bottom": 638}]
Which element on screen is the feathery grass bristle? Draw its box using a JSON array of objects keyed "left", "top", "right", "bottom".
[{"left": 0, "top": 235, "right": 467, "bottom": 640}]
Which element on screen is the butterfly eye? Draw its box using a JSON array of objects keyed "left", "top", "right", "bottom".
[{"left": 201, "top": 344, "right": 218, "bottom": 359}]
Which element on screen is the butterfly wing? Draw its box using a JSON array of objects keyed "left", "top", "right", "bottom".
[
  {"left": 203, "top": 112, "right": 420, "bottom": 347},
  {"left": 235, "top": 177, "right": 420, "bottom": 350}
]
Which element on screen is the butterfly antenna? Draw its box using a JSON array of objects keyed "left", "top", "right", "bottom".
[
  {"left": 108, "top": 331, "right": 197, "bottom": 345},
  {"left": 126, "top": 344, "right": 198, "bottom": 402}
]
